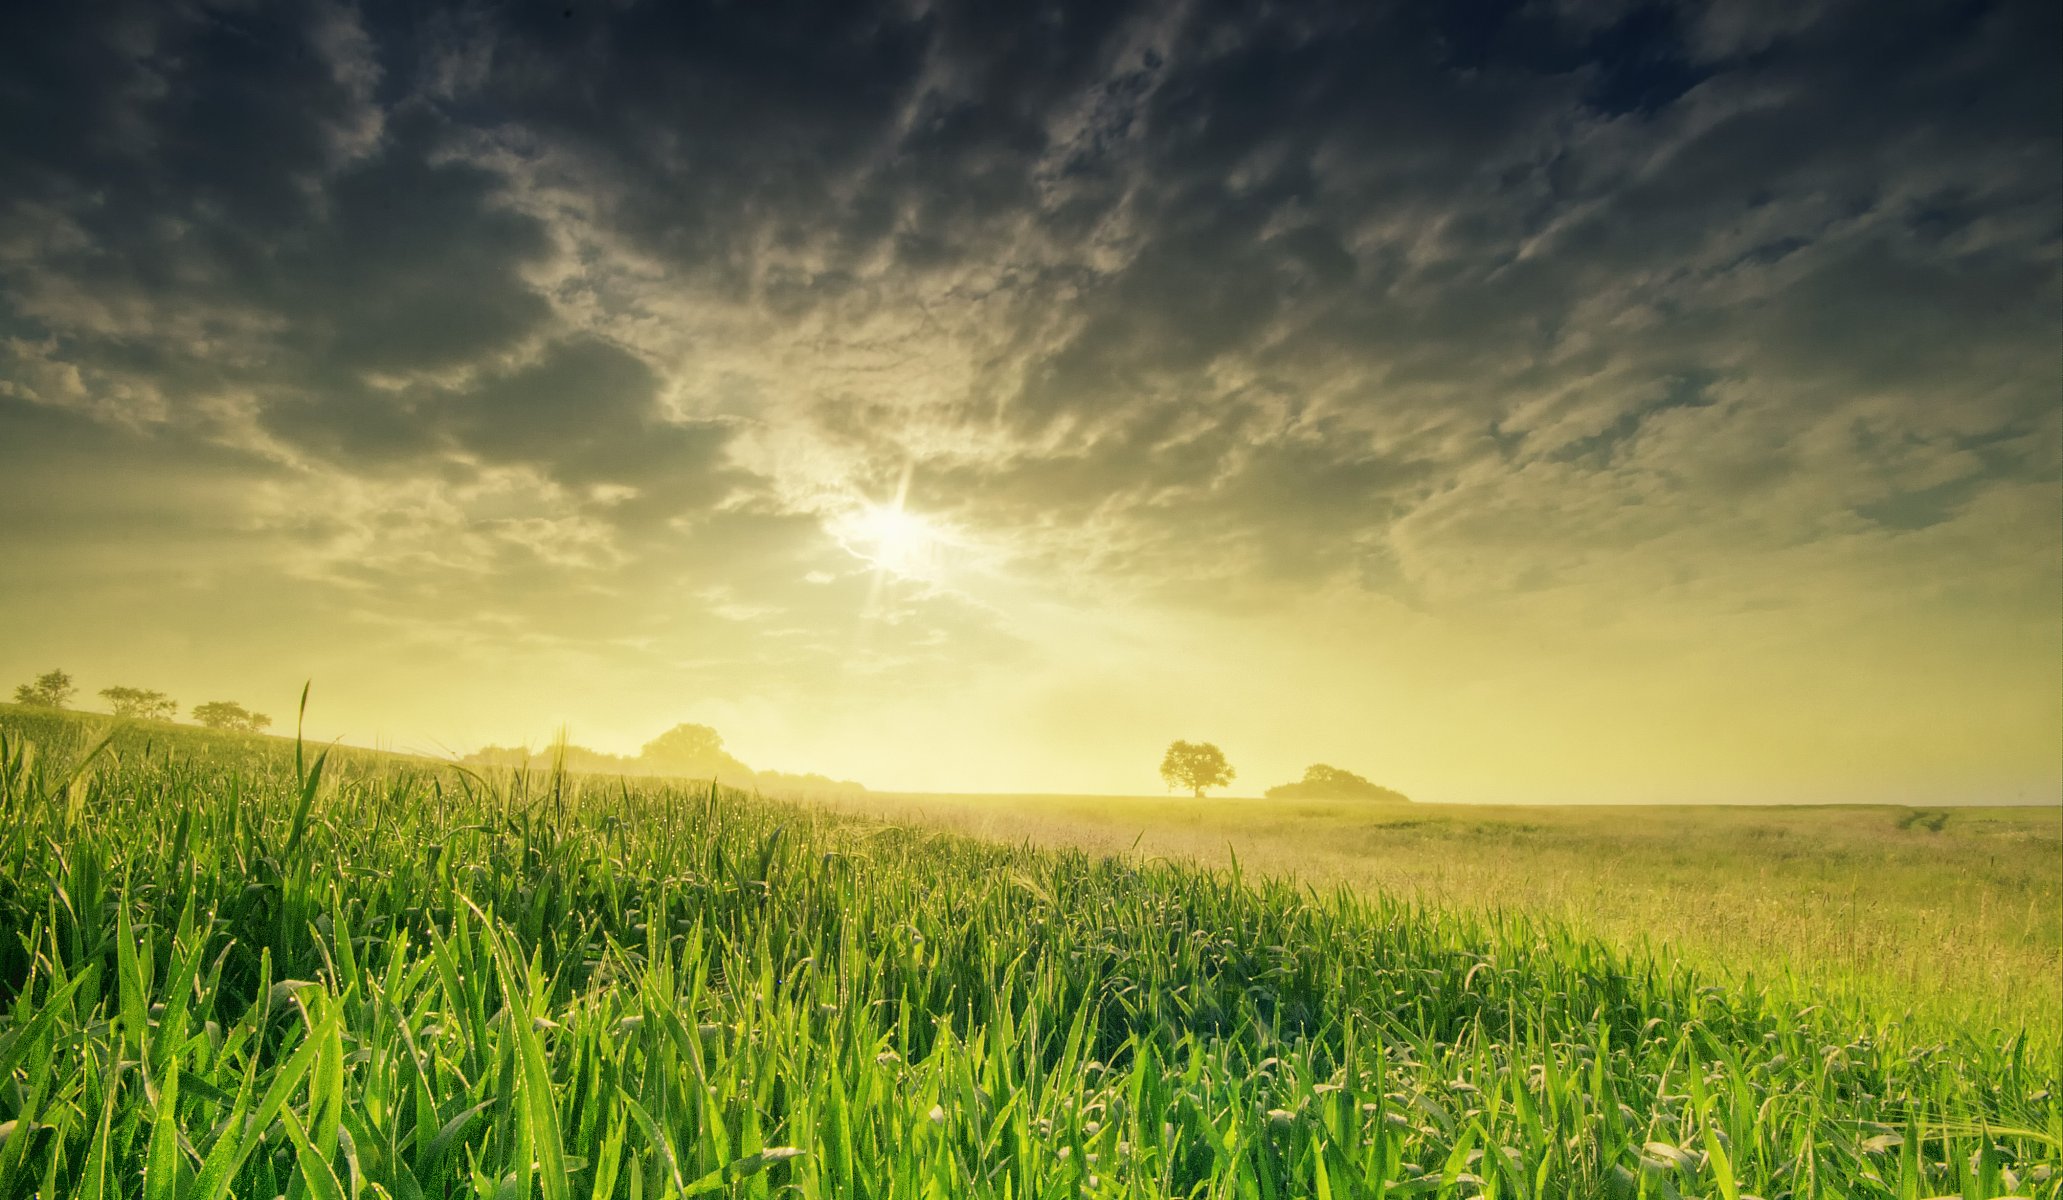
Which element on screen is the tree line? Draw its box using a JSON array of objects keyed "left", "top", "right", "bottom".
[
  {"left": 9, "top": 668, "right": 272, "bottom": 732},
  {"left": 464, "top": 722, "right": 865, "bottom": 796},
  {"left": 1159, "top": 739, "right": 1409, "bottom": 802}
]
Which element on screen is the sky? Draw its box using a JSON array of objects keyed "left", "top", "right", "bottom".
[{"left": 1, "top": 0, "right": 2057, "bottom": 804}]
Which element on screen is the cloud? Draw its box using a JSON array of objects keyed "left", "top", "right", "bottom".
[
  {"left": 6, "top": 0, "right": 2055, "bottom": 582},
  {"left": 0, "top": 0, "right": 2054, "bottom": 795}
]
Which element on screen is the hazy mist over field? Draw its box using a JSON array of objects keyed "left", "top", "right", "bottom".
[{"left": 2, "top": 1, "right": 2058, "bottom": 803}]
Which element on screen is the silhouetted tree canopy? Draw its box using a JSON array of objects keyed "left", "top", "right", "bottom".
[
  {"left": 1160, "top": 740, "right": 1234, "bottom": 798},
  {"left": 1265, "top": 764, "right": 1409, "bottom": 803},
  {"left": 101, "top": 686, "right": 177, "bottom": 722},
  {"left": 12, "top": 669, "right": 75, "bottom": 709},
  {"left": 464, "top": 722, "right": 864, "bottom": 795},
  {"left": 640, "top": 723, "right": 752, "bottom": 777},
  {"left": 192, "top": 701, "right": 271, "bottom": 733}
]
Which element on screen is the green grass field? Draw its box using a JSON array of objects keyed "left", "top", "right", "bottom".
[
  {"left": 0, "top": 705, "right": 2058, "bottom": 1198},
  {"left": 835, "top": 791, "right": 2063, "bottom": 1045}
]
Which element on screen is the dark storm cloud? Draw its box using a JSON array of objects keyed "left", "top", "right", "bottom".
[
  {"left": 921, "top": 0, "right": 2061, "bottom": 594},
  {"left": 0, "top": 2, "right": 741, "bottom": 532},
  {"left": 428, "top": 0, "right": 1143, "bottom": 289},
  {"left": 1, "top": 0, "right": 2056, "bottom": 611}
]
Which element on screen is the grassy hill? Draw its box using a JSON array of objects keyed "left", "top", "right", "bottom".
[{"left": 0, "top": 707, "right": 2055, "bottom": 1196}]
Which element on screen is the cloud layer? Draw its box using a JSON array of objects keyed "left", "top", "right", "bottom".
[{"left": 2, "top": 0, "right": 2056, "bottom": 800}]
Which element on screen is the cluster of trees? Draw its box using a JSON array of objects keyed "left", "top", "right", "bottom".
[
  {"left": 102, "top": 686, "right": 177, "bottom": 721},
  {"left": 465, "top": 722, "right": 865, "bottom": 796},
  {"left": 1265, "top": 763, "right": 1410, "bottom": 803},
  {"left": 191, "top": 701, "right": 273, "bottom": 732},
  {"left": 9, "top": 668, "right": 271, "bottom": 732},
  {"left": 1159, "top": 740, "right": 1409, "bottom": 803},
  {"left": 13, "top": 669, "right": 77, "bottom": 708}
]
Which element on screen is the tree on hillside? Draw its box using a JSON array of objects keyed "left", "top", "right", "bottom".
[
  {"left": 639, "top": 723, "right": 753, "bottom": 780},
  {"left": 101, "top": 686, "right": 178, "bottom": 722},
  {"left": 1160, "top": 740, "right": 1235, "bottom": 798},
  {"left": 1265, "top": 764, "right": 1410, "bottom": 803},
  {"left": 12, "top": 669, "right": 76, "bottom": 708},
  {"left": 192, "top": 700, "right": 271, "bottom": 732}
]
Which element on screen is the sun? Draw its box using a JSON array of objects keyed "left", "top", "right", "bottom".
[{"left": 838, "top": 501, "right": 942, "bottom": 580}]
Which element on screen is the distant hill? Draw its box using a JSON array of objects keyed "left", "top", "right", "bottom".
[
  {"left": 0, "top": 700, "right": 447, "bottom": 776},
  {"left": 1264, "top": 763, "right": 1409, "bottom": 803},
  {"left": 462, "top": 722, "right": 866, "bottom": 796},
  {"left": 0, "top": 703, "right": 865, "bottom": 798}
]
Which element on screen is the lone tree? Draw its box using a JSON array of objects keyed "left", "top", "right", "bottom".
[
  {"left": 101, "top": 686, "right": 177, "bottom": 722},
  {"left": 12, "top": 669, "right": 76, "bottom": 708},
  {"left": 192, "top": 701, "right": 272, "bottom": 733},
  {"left": 1160, "top": 739, "right": 1235, "bottom": 798}
]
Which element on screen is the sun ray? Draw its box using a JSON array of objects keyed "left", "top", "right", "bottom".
[{"left": 832, "top": 476, "right": 945, "bottom": 584}]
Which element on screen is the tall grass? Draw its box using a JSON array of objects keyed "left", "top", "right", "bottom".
[
  {"left": 837, "top": 789, "right": 2063, "bottom": 1043},
  {"left": 0, "top": 713, "right": 2055, "bottom": 1197}
]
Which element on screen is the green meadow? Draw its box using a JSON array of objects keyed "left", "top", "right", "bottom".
[
  {"left": 836, "top": 791, "right": 2063, "bottom": 1046},
  {"left": 0, "top": 705, "right": 2058, "bottom": 1198}
]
